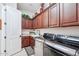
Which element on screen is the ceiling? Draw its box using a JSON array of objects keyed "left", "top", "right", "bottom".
[{"left": 17, "top": 3, "right": 41, "bottom": 18}]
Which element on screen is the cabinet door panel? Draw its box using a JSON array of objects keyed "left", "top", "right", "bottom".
[
  {"left": 43, "top": 10, "right": 49, "bottom": 28},
  {"left": 22, "top": 36, "right": 29, "bottom": 48},
  {"left": 28, "top": 20, "right": 32, "bottom": 29},
  {"left": 22, "top": 18, "right": 26, "bottom": 29},
  {"left": 49, "top": 4, "right": 59, "bottom": 27},
  {"left": 38, "top": 16, "right": 41, "bottom": 28},
  {"left": 33, "top": 20, "right": 35, "bottom": 29},
  {"left": 37, "top": 15, "right": 43, "bottom": 28},
  {"left": 78, "top": 4, "right": 79, "bottom": 23},
  {"left": 32, "top": 20, "right": 34, "bottom": 29},
  {"left": 35, "top": 18, "right": 38, "bottom": 28},
  {"left": 33, "top": 19, "right": 37, "bottom": 29},
  {"left": 60, "top": 3, "right": 79, "bottom": 26},
  {"left": 29, "top": 36, "right": 35, "bottom": 48},
  {"left": 25, "top": 20, "right": 29, "bottom": 29}
]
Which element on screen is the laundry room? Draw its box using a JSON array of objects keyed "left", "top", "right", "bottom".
[{"left": 0, "top": 0, "right": 79, "bottom": 57}]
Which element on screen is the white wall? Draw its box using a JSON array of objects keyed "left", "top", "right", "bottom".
[
  {"left": 35, "top": 26, "right": 79, "bottom": 37},
  {"left": 22, "top": 10, "right": 34, "bottom": 18},
  {"left": 2, "top": 3, "right": 17, "bottom": 9}
]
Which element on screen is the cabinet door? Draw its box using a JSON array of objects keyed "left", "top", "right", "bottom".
[
  {"left": 40, "top": 14, "right": 43, "bottom": 28},
  {"left": 22, "top": 19, "right": 33, "bottom": 29},
  {"left": 25, "top": 20, "right": 29, "bottom": 29},
  {"left": 22, "top": 18, "right": 26, "bottom": 29},
  {"left": 33, "top": 19, "right": 36, "bottom": 29},
  {"left": 78, "top": 4, "right": 79, "bottom": 23},
  {"left": 43, "top": 9, "right": 49, "bottom": 28},
  {"left": 28, "top": 20, "right": 32, "bottom": 29},
  {"left": 35, "top": 17, "right": 38, "bottom": 28},
  {"left": 60, "top": 3, "right": 79, "bottom": 26},
  {"left": 32, "top": 20, "right": 35, "bottom": 29},
  {"left": 41, "top": 13, "right": 44, "bottom": 28},
  {"left": 29, "top": 36, "right": 35, "bottom": 48},
  {"left": 22, "top": 36, "right": 29, "bottom": 48},
  {"left": 49, "top": 4, "right": 59, "bottom": 27},
  {"left": 30, "top": 20, "right": 33, "bottom": 29},
  {"left": 37, "top": 15, "right": 42, "bottom": 28},
  {"left": 37, "top": 16, "right": 40, "bottom": 28},
  {"left": 33, "top": 19, "right": 37, "bottom": 29}
]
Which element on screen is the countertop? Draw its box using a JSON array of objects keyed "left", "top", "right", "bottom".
[{"left": 33, "top": 35, "right": 45, "bottom": 43}]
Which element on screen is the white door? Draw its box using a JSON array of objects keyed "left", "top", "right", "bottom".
[{"left": 5, "top": 6, "right": 21, "bottom": 56}]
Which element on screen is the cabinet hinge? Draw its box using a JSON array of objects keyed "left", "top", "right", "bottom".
[
  {"left": 4, "top": 22, "right": 7, "bottom": 25},
  {"left": 20, "top": 35, "right": 21, "bottom": 37},
  {"left": 4, "top": 50, "right": 6, "bottom": 52},
  {"left": 4, "top": 9, "right": 7, "bottom": 11},
  {"left": 4, "top": 36, "right": 6, "bottom": 39}
]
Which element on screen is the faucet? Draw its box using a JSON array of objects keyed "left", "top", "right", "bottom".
[{"left": 37, "top": 30, "right": 40, "bottom": 35}]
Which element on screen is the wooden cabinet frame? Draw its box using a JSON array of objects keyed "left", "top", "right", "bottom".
[
  {"left": 42, "top": 9, "right": 49, "bottom": 28},
  {"left": 60, "top": 3, "right": 79, "bottom": 26},
  {"left": 32, "top": 3, "right": 79, "bottom": 28},
  {"left": 49, "top": 3, "right": 60, "bottom": 27}
]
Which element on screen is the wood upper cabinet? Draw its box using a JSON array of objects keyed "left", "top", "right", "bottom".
[
  {"left": 37, "top": 14, "right": 43, "bottom": 28},
  {"left": 25, "top": 20, "right": 29, "bottom": 28},
  {"left": 22, "top": 18, "right": 27, "bottom": 29},
  {"left": 37, "top": 16, "right": 41, "bottom": 28},
  {"left": 60, "top": 3, "right": 79, "bottom": 26},
  {"left": 32, "top": 20, "right": 35, "bottom": 29},
  {"left": 33, "top": 19, "right": 36, "bottom": 29},
  {"left": 78, "top": 4, "right": 79, "bottom": 23},
  {"left": 28, "top": 20, "right": 33, "bottom": 29},
  {"left": 22, "top": 18, "right": 33, "bottom": 29},
  {"left": 35, "top": 16, "right": 38, "bottom": 28},
  {"left": 33, "top": 13, "right": 43, "bottom": 29},
  {"left": 43, "top": 9, "right": 49, "bottom": 28},
  {"left": 33, "top": 18, "right": 38, "bottom": 29},
  {"left": 32, "top": 3, "right": 79, "bottom": 28},
  {"left": 49, "top": 3, "right": 60, "bottom": 27}
]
